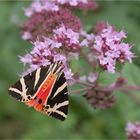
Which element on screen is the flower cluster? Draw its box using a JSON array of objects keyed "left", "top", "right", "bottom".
[
  {"left": 56, "top": 0, "right": 98, "bottom": 10},
  {"left": 83, "top": 76, "right": 127, "bottom": 110},
  {"left": 84, "top": 89, "right": 116, "bottom": 109},
  {"left": 20, "top": 23, "right": 86, "bottom": 83},
  {"left": 22, "top": 7, "right": 82, "bottom": 41},
  {"left": 24, "top": 0, "right": 97, "bottom": 17},
  {"left": 53, "top": 24, "right": 81, "bottom": 52},
  {"left": 92, "top": 24, "right": 133, "bottom": 73},
  {"left": 126, "top": 122, "right": 140, "bottom": 140},
  {"left": 20, "top": 0, "right": 134, "bottom": 112}
]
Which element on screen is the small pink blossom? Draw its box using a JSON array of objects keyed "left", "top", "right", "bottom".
[
  {"left": 19, "top": 54, "right": 32, "bottom": 65},
  {"left": 126, "top": 122, "right": 140, "bottom": 140},
  {"left": 55, "top": 0, "right": 87, "bottom": 6},
  {"left": 21, "top": 32, "right": 32, "bottom": 40},
  {"left": 77, "top": 0, "right": 98, "bottom": 10},
  {"left": 80, "top": 31, "right": 95, "bottom": 47},
  {"left": 87, "top": 73, "right": 98, "bottom": 83},
  {"left": 53, "top": 24, "right": 81, "bottom": 52},
  {"left": 24, "top": 8, "right": 33, "bottom": 17},
  {"left": 24, "top": 0, "right": 59, "bottom": 17},
  {"left": 54, "top": 54, "right": 67, "bottom": 64},
  {"left": 56, "top": 0, "right": 98, "bottom": 10},
  {"left": 64, "top": 68, "right": 74, "bottom": 80},
  {"left": 79, "top": 75, "right": 87, "bottom": 82}
]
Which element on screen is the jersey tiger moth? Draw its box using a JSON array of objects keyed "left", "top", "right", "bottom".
[{"left": 8, "top": 61, "right": 69, "bottom": 121}]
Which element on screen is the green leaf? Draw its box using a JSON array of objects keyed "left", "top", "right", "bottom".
[{"left": 122, "top": 63, "right": 140, "bottom": 85}]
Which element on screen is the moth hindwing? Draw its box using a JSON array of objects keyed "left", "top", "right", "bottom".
[{"left": 8, "top": 61, "right": 69, "bottom": 121}]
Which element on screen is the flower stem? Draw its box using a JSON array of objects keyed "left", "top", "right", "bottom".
[
  {"left": 122, "top": 90, "right": 140, "bottom": 105},
  {"left": 69, "top": 87, "right": 90, "bottom": 94},
  {"left": 76, "top": 81, "right": 94, "bottom": 87}
]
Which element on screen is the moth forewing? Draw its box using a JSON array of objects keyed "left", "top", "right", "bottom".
[{"left": 8, "top": 61, "right": 69, "bottom": 121}]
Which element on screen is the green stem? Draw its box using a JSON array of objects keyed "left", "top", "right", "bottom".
[{"left": 69, "top": 87, "right": 91, "bottom": 94}]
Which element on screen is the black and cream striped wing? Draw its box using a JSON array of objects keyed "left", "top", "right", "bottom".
[
  {"left": 43, "top": 72, "right": 69, "bottom": 121},
  {"left": 8, "top": 61, "right": 62, "bottom": 102},
  {"left": 8, "top": 66, "right": 50, "bottom": 102},
  {"left": 8, "top": 61, "right": 69, "bottom": 121}
]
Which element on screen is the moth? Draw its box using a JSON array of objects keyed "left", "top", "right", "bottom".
[{"left": 8, "top": 61, "right": 69, "bottom": 121}]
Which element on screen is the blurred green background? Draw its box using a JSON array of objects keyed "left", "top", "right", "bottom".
[{"left": 1, "top": 1, "right": 140, "bottom": 139}]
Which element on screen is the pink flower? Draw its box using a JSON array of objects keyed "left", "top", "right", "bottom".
[
  {"left": 20, "top": 38, "right": 74, "bottom": 82},
  {"left": 54, "top": 54, "right": 67, "bottom": 64},
  {"left": 20, "top": 39, "right": 54, "bottom": 70},
  {"left": 24, "top": 0, "right": 59, "bottom": 17},
  {"left": 126, "top": 122, "right": 140, "bottom": 140},
  {"left": 21, "top": 32, "right": 32, "bottom": 40},
  {"left": 92, "top": 24, "right": 133, "bottom": 73},
  {"left": 19, "top": 54, "right": 32, "bottom": 65},
  {"left": 80, "top": 30, "right": 95, "bottom": 47},
  {"left": 64, "top": 68, "right": 73, "bottom": 80},
  {"left": 22, "top": 7, "right": 82, "bottom": 41},
  {"left": 87, "top": 73, "right": 98, "bottom": 83},
  {"left": 56, "top": 0, "right": 98, "bottom": 10},
  {"left": 77, "top": 0, "right": 98, "bottom": 10},
  {"left": 94, "top": 21, "right": 108, "bottom": 34},
  {"left": 24, "top": 8, "right": 33, "bottom": 17},
  {"left": 24, "top": 0, "right": 97, "bottom": 18},
  {"left": 53, "top": 24, "right": 81, "bottom": 52}
]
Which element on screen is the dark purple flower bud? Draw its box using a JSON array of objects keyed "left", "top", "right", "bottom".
[
  {"left": 84, "top": 89, "right": 116, "bottom": 109},
  {"left": 94, "top": 21, "right": 108, "bottom": 34}
]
